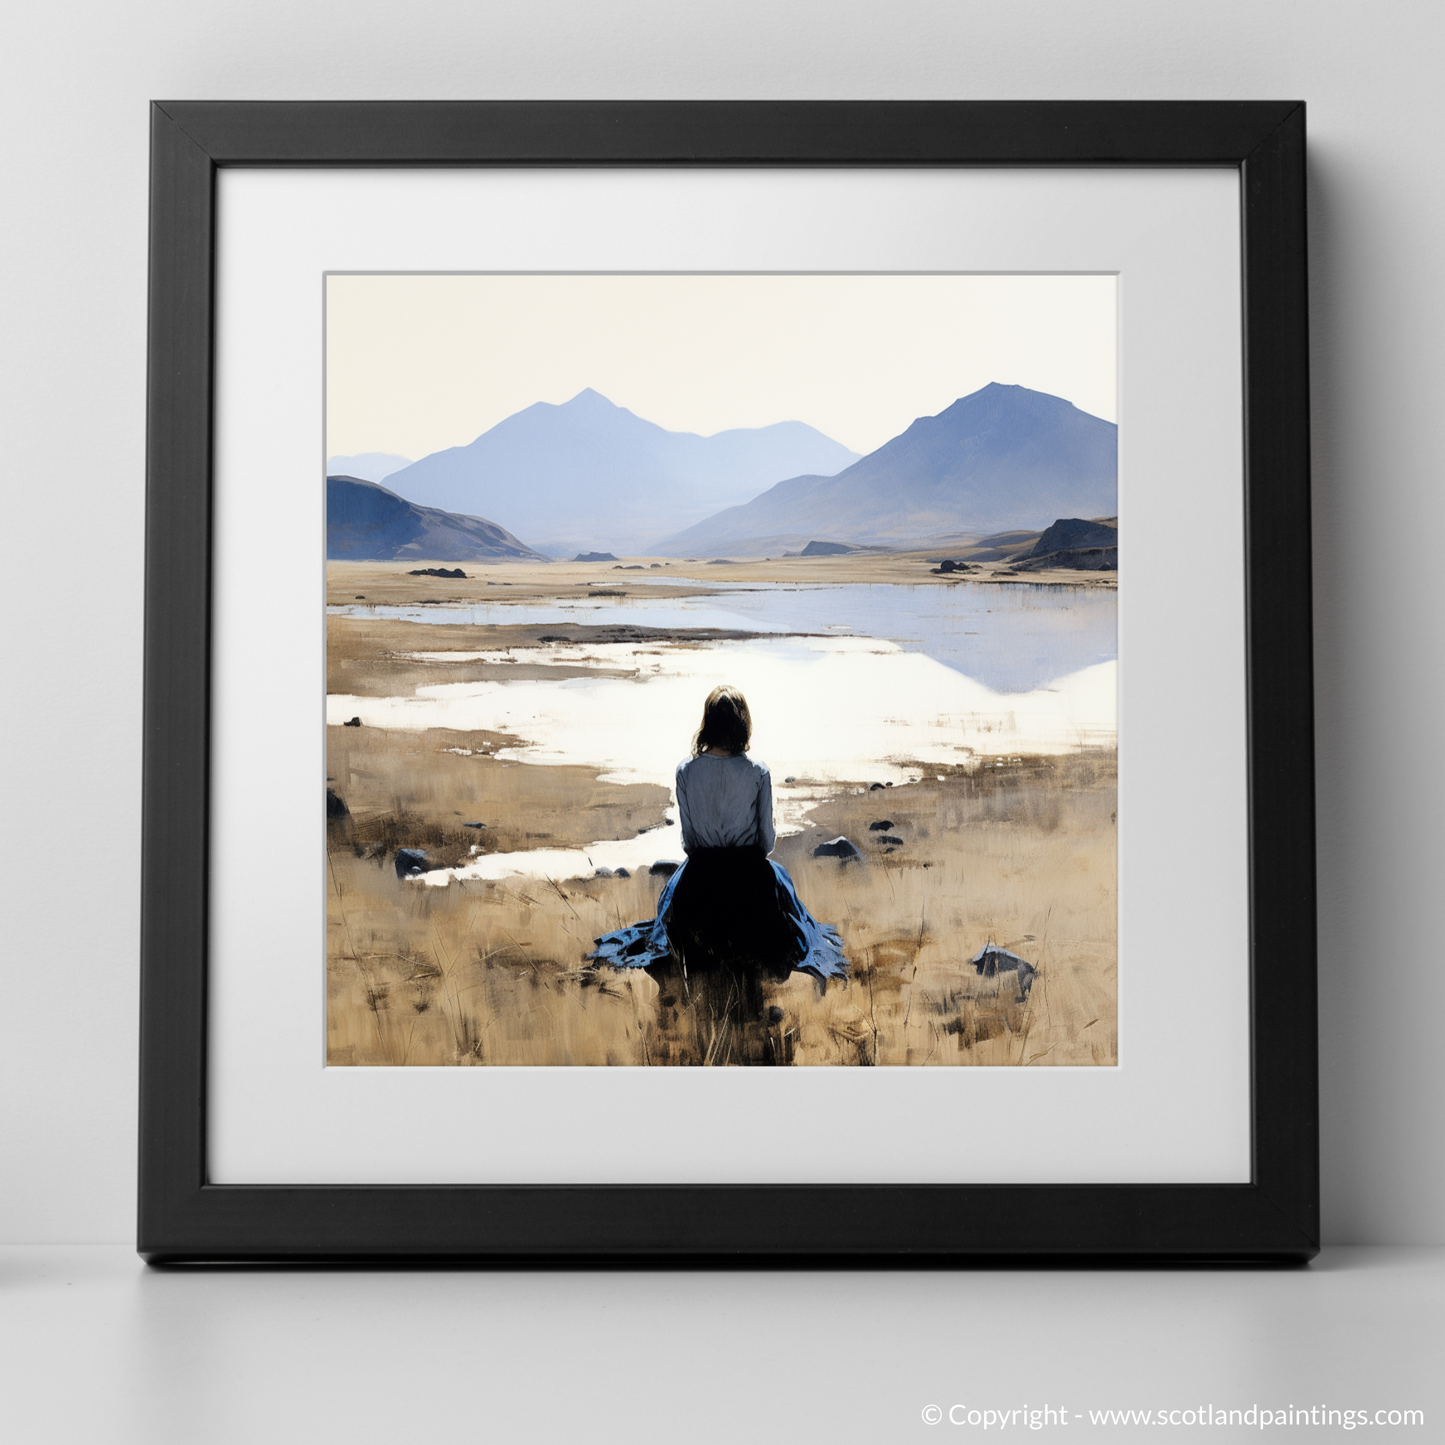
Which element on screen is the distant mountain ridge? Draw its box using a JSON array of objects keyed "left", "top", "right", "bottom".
[
  {"left": 326, "top": 451, "right": 413, "bottom": 484},
  {"left": 380, "top": 388, "right": 860, "bottom": 556},
  {"left": 652, "top": 384, "right": 1116, "bottom": 555},
  {"left": 326, "top": 475, "right": 546, "bottom": 562}
]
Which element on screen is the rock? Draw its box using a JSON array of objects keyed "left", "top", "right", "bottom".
[
  {"left": 574, "top": 551, "right": 618, "bottom": 562},
  {"left": 593, "top": 867, "right": 615, "bottom": 878},
  {"left": 649, "top": 563, "right": 662, "bottom": 568},
  {"left": 783, "top": 776, "right": 796, "bottom": 784},
  {"left": 326, "top": 788, "right": 349, "bottom": 819},
  {"left": 649, "top": 860, "right": 682, "bottom": 878},
  {"left": 868, "top": 819, "right": 894, "bottom": 831},
  {"left": 875, "top": 834, "right": 904, "bottom": 847},
  {"left": 354, "top": 594, "right": 365, "bottom": 599},
  {"left": 1026, "top": 517, "right": 1118, "bottom": 558},
  {"left": 614, "top": 867, "right": 630, "bottom": 879},
  {"left": 394, "top": 848, "right": 428, "bottom": 878},
  {"left": 869, "top": 781, "right": 886, "bottom": 791},
  {"left": 813, "top": 836, "right": 860, "bottom": 861},
  {"left": 538, "top": 634, "right": 568, "bottom": 642},
  {"left": 969, "top": 942, "right": 1039, "bottom": 1000},
  {"left": 463, "top": 821, "right": 487, "bottom": 829},
  {"left": 343, "top": 717, "right": 362, "bottom": 727}
]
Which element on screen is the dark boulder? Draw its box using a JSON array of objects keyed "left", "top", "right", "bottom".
[
  {"left": 614, "top": 867, "right": 630, "bottom": 879},
  {"left": 326, "top": 789, "right": 349, "bottom": 819},
  {"left": 463, "top": 821, "right": 487, "bottom": 829},
  {"left": 407, "top": 566, "right": 468, "bottom": 578},
  {"left": 969, "top": 942, "right": 1039, "bottom": 1000},
  {"left": 868, "top": 819, "right": 893, "bottom": 831},
  {"left": 649, "top": 860, "right": 682, "bottom": 878},
  {"left": 394, "top": 848, "right": 429, "bottom": 878},
  {"left": 813, "top": 837, "right": 860, "bottom": 861},
  {"left": 593, "top": 868, "right": 616, "bottom": 878},
  {"left": 875, "top": 835, "right": 904, "bottom": 847},
  {"left": 343, "top": 716, "right": 362, "bottom": 727}
]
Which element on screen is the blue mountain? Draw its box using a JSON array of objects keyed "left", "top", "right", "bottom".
[
  {"left": 380, "top": 389, "right": 860, "bottom": 556},
  {"left": 326, "top": 475, "right": 547, "bottom": 562},
  {"left": 653, "top": 383, "right": 1117, "bottom": 555}
]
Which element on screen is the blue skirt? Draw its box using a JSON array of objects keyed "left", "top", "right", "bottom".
[{"left": 588, "top": 851, "right": 848, "bottom": 982}]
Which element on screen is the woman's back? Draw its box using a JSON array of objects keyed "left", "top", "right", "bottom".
[
  {"left": 675, "top": 753, "right": 776, "bottom": 853},
  {"left": 588, "top": 684, "right": 847, "bottom": 995}
]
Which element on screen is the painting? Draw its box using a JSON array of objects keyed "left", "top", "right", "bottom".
[{"left": 324, "top": 272, "right": 1119, "bottom": 1068}]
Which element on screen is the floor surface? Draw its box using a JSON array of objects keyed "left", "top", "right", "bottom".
[{"left": 1, "top": 1246, "right": 1439, "bottom": 1442}]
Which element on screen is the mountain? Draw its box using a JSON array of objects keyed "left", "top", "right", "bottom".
[
  {"left": 651, "top": 384, "right": 1116, "bottom": 556},
  {"left": 380, "top": 389, "right": 860, "bottom": 556},
  {"left": 326, "top": 475, "right": 547, "bottom": 562},
  {"left": 325, "top": 451, "right": 413, "bottom": 483}
]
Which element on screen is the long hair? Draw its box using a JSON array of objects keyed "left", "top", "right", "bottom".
[{"left": 692, "top": 684, "right": 752, "bottom": 757}]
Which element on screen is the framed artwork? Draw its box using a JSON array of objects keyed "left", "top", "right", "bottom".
[{"left": 140, "top": 101, "right": 1317, "bottom": 1261}]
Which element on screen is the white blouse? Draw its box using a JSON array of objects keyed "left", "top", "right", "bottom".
[{"left": 674, "top": 753, "right": 777, "bottom": 854}]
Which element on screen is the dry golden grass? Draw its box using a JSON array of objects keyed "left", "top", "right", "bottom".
[
  {"left": 325, "top": 562, "right": 1116, "bottom": 1067},
  {"left": 326, "top": 751, "right": 1116, "bottom": 1068},
  {"left": 328, "top": 722, "right": 670, "bottom": 861}
]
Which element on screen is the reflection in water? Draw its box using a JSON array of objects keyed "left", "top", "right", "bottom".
[
  {"left": 327, "top": 634, "right": 1117, "bottom": 884},
  {"left": 330, "top": 579, "right": 1115, "bottom": 694}
]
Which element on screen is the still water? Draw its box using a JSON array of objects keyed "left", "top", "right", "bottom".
[{"left": 331, "top": 578, "right": 1116, "bottom": 694}]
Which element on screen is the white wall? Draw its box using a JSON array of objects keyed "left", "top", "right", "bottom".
[{"left": 2, "top": 0, "right": 1439, "bottom": 1244}]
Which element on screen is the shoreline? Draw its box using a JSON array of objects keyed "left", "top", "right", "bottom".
[
  {"left": 324, "top": 559, "right": 1118, "bottom": 1067},
  {"left": 326, "top": 550, "right": 1115, "bottom": 610}
]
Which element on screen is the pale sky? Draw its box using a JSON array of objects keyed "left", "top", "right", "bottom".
[{"left": 326, "top": 273, "right": 1116, "bottom": 460}]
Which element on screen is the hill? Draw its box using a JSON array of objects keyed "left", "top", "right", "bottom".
[
  {"left": 326, "top": 475, "right": 547, "bottom": 562},
  {"left": 652, "top": 383, "right": 1116, "bottom": 555},
  {"left": 380, "top": 389, "right": 860, "bottom": 556}
]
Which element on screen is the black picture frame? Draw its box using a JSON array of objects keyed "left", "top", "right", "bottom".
[{"left": 140, "top": 100, "right": 1316, "bottom": 1263}]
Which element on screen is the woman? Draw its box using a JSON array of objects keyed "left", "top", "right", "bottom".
[{"left": 588, "top": 685, "right": 847, "bottom": 982}]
